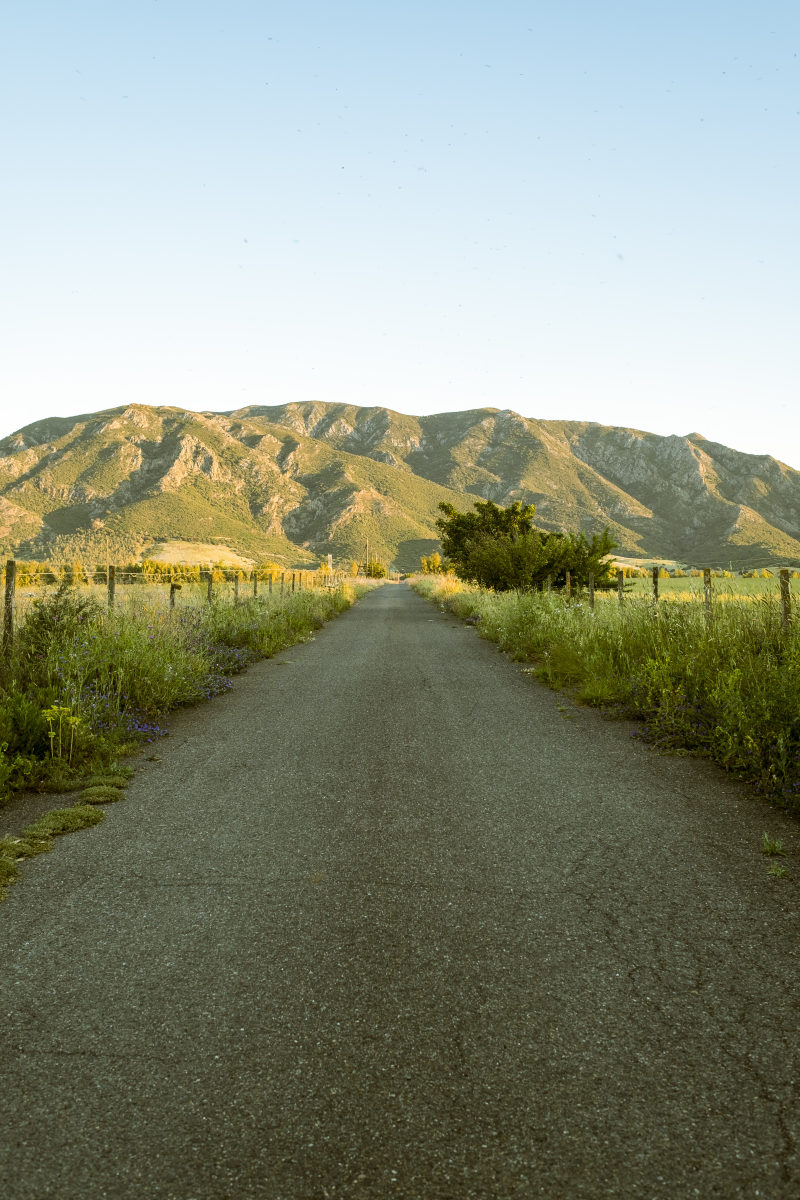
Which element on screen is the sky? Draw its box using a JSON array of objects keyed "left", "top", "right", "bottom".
[{"left": 2, "top": 1, "right": 799, "bottom": 467}]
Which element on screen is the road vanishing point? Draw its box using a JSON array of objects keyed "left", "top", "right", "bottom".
[{"left": 1, "top": 583, "right": 799, "bottom": 1199}]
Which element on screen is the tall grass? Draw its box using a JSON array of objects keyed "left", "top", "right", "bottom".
[
  {"left": 0, "top": 581, "right": 367, "bottom": 802},
  {"left": 414, "top": 576, "right": 800, "bottom": 811}
]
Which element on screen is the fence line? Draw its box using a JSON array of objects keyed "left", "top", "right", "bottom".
[
  {"left": 1, "top": 560, "right": 352, "bottom": 650},
  {"left": 574, "top": 566, "right": 793, "bottom": 629}
]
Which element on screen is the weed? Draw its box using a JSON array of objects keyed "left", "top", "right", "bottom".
[
  {"left": 81, "top": 773, "right": 130, "bottom": 789},
  {"left": 412, "top": 574, "right": 800, "bottom": 812},
  {"left": 767, "top": 864, "right": 790, "bottom": 878},
  {"left": 80, "top": 785, "right": 126, "bottom": 804},
  {"left": 761, "top": 832, "right": 787, "bottom": 856},
  {"left": 0, "top": 804, "right": 105, "bottom": 902},
  {"left": 1, "top": 580, "right": 365, "bottom": 806},
  {"left": 22, "top": 805, "right": 106, "bottom": 840}
]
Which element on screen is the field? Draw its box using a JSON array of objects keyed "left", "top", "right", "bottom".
[
  {"left": 413, "top": 574, "right": 800, "bottom": 813},
  {"left": 622, "top": 574, "right": 797, "bottom": 600}
]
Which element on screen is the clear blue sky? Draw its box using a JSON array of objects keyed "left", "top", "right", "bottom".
[{"left": 2, "top": 1, "right": 799, "bottom": 467}]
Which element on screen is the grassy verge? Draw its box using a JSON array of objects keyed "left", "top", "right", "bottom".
[
  {"left": 0, "top": 581, "right": 372, "bottom": 804},
  {"left": 413, "top": 575, "right": 800, "bottom": 812},
  {"left": 0, "top": 580, "right": 376, "bottom": 902}
]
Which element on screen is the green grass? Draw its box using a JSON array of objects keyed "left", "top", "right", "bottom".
[
  {"left": 761, "top": 832, "right": 787, "bottom": 856},
  {"left": 80, "top": 785, "right": 126, "bottom": 804},
  {"left": 1, "top": 579, "right": 374, "bottom": 807},
  {"left": 623, "top": 575, "right": 797, "bottom": 600},
  {"left": 0, "top": 578, "right": 378, "bottom": 902},
  {"left": 0, "top": 804, "right": 108, "bottom": 900},
  {"left": 413, "top": 574, "right": 800, "bottom": 812}
]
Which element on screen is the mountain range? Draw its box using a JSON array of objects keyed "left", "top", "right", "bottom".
[{"left": 1, "top": 402, "right": 799, "bottom": 571}]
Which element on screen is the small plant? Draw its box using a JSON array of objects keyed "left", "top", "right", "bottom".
[
  {"left": 81, "top": 774, "right": 130, "bottom": 790},
  {"left": 0, "top": 853, "right": 21, "bottom": 897},
  {"left": 80, "top": 785, "right": 125, "bottom": 804},
  {"left": 42, "top": 705, "right": 83, "bottom": 764},
  {"left": 767, "top": 864, "right": 790, "bottom": 878},
  {"left": 761, "top": 832, "right": 787, "bottom": 856},
  {"left": 0, "top": 804, "right": 105, "bottom": 902},
  {"left": 22, "top": 804, "right": 106, "bottom": 841}
]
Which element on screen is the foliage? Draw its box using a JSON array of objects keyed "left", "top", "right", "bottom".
[
  {"left": 413, "top": 574, "right": 800, "bottom": 812},
  {"left": 420, "top": 552, "right": 447, "bottom": 574},
  {"left": 0, "top": 579, "right": 368, "bottom": 805},
  {"left": 436, "top": 500, "right": 616, "bottom": 591},
  {"left": 80, "top": 785, "right": 125, "bottom": 804}
]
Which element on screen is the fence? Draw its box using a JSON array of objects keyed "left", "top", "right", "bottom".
[
  {"left": 1, "top": 560, "right": 350, "bottom": 651},
  {"left": 544, "top": 565, "right": 794, "bottom": 631}
]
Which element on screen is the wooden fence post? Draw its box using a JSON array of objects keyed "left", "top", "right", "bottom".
[
  {"left": 280, "top": 572, "right": 285, "bottom": 595},
  {"left": 3, "top": 559, "right": 16, "bottom": 654},
  {"left": 780, "top": 569, "right": 791, "bottom": 630},
  {"left": 565, "top": 570, "right": 571, "bottom": 598},
  {"left": 652, "top": 565, "right": 659, "bottom": 604},
  {"left": 588, "top": 572, "right": 595, "bottom": 610},
  {"left": 269, "top": 573, "right": 273, "bottom": 595},
  {"left": 703, "top": 568, "right": 713, "bottom": 626},
  {"left": 253, "top": 570, "right": 258, "bottom": 598},
  {"left": 169, "top": 582, "right": 181, "bottom": 608},
  {"left": 107, "top": 564, "right": 116, "bottom": 609},
  {"left": 617, "top": 569, "right": 624, "bottom": 607},
  {"left": 203, "top": 571, "right": 213, "bottom": 604},
  {"left": 544, "top": 575, "right": 552, "bottom": 593},
  {"left": 291, "top": 572, "right": 296, "bottom": 593},
  {"left": 234, "top": 575, "right": 239, "bottom": 604}
]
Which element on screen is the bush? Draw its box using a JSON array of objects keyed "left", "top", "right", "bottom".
[{"left": 436, "top": 500, "right": 616, "bottom": 591}]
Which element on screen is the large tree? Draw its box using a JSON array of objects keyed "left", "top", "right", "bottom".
[{"left": 436, "top": 500, "right": 616, "bottom": 591}]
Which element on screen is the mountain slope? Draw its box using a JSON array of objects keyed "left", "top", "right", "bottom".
[{"left": 0, "top": 402, "right": 798, "bottom": 568}]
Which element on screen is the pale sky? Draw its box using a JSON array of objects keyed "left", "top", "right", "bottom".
[{"left": 2, "top": 1, "right": 799, "bottom": 467}]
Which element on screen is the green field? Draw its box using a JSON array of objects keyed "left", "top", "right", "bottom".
[{"left": 622, "top": 574, "right": 797, "bottom": 601}]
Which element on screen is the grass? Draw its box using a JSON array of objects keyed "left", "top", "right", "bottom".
[
  {"left": 413, "top": 574, "right": 800, "bottom": 812},
  {"left": 0, "top": 804, "right": 109, "bottom": 900},
  {"left": 0, "top": 578, "right": 378, "bottom": 902},
  {"left": 0, "top": 579, "right": 374, "bottom": 807}
]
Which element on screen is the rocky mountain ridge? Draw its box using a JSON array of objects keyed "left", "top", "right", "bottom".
[{"left": 0, "top": 402, "right": 798, "bottom": 570}]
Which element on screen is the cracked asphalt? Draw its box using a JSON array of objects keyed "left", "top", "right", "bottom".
[{"left": 1, "top": 582, "right": 800, "bottom": 1199}]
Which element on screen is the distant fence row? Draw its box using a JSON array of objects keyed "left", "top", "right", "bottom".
[
  {"left": 1, "top": 559, "right": 350, "bottom": 653},
  {"left": 502, "top": 564, "right": 794, "bottom": 630}
]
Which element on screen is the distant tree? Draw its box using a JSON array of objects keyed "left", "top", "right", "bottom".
[
  {"left": 420, "top": 551, "right": 445, "bottom": 574},
  {"left": 436, "top": 500, "right": 616, "bottom": 592}
]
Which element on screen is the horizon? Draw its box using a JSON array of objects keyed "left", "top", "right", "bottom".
[{"left": 2, "top": 2, "right": 798, "bottom": 469}]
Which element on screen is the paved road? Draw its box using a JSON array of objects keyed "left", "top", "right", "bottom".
[{"left": 2, "top": 583, "right": 799, "bottom": 1199}]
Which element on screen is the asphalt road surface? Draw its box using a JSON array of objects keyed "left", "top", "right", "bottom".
[{"left": 2, "top": 583, "right": 799, "bottom": 1199}]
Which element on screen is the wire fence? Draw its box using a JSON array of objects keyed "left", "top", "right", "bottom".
[{"left": 1, "top": 560, "right": 353, "bottom": 652}]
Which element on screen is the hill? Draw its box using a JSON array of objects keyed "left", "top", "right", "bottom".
[{"left": 0, "top": 402, "right": 798, "bottom": 570}]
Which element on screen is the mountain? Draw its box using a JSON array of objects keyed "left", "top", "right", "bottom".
[{"left": 0, "top": 402, "right": 798, "bottom": 571}]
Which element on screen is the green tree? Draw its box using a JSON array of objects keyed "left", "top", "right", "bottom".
[{"left": 436, "top": 500, "right": 616, "bottom": 592}]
